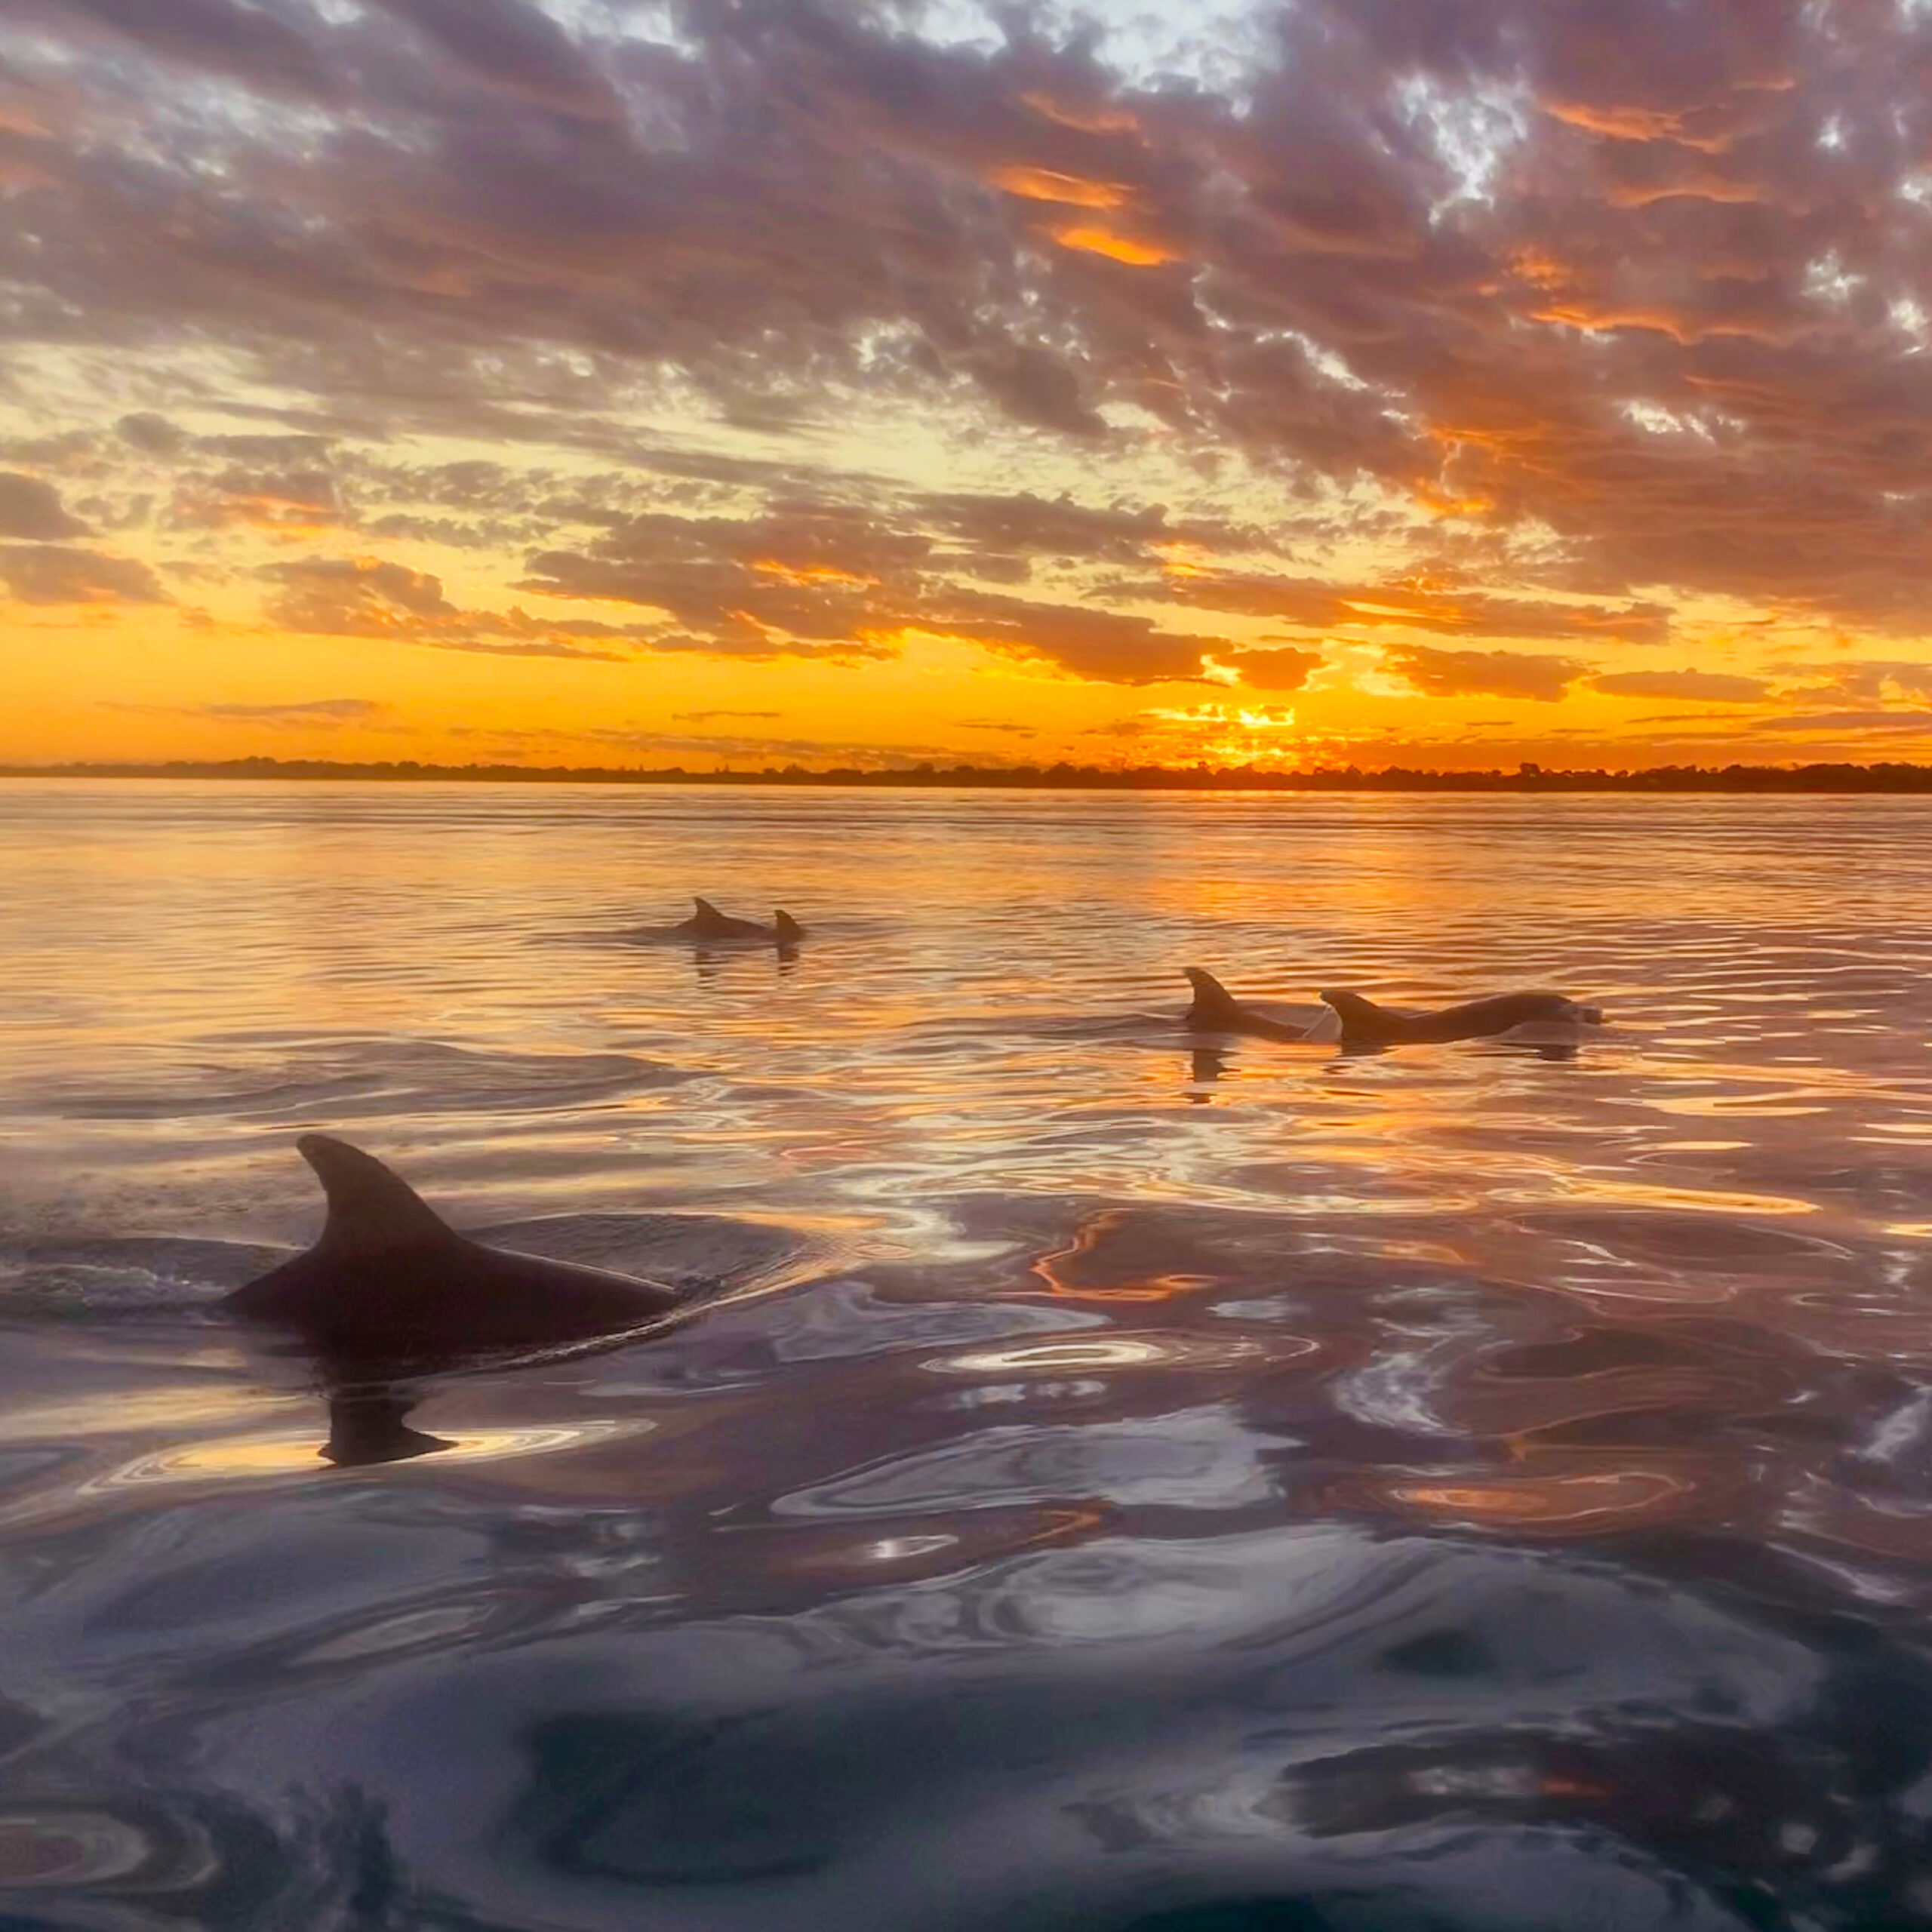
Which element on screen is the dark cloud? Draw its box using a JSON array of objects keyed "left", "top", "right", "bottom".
[
  {"left": 1386, "top": 645, "right": 1591, "bottom": 702},
  {"left": 1132, "top": 570, "right": 1672, "bottom": 648},
  {"left": 263, "top": 555, "right": 457, "bottom": 632},
  {"left": 0, "top": 472, "right": 88, "bottom": 540},
  {"left": 174, "top": 466, "right": 340, "bottom": 534},
  {"left": 35, "top": 0, "right": 338, "bottom": 99},
  {"left": 915, "top": 490, "right": 1244, "bottom": 579},
  {"left": 672, "top": 709, "right": 786, "bottom": 722},
  {"left": 520, "top": 503, "right": 927, "bottom": 660},
  {"left": 1592, "top": 669, "right": 1770, "bottom": 700},
  {"left": 519, "top": 498, "right": 1229, "bottom": 679},
  {"left": 115, "top": 413, "right": 186, "bottom": 456},
  {"left": 0, "top": 543, "right": 168, "bottom": 604},
  {"left": 262, "top": 555, "right": 630, "bottom": 660},
  {"left": 912, "top": 588, "right": 1223, "bottom": 684},
  {"left": 366, "top": 0, "right": 618, "bottom": 120},
  {"left": 7, "top": 0, "right": 1932, "bottom": 691}
]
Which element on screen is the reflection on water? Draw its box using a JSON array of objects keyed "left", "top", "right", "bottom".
[{"left": 5, "top": 783, "right": 1932, "bottom": 1927}]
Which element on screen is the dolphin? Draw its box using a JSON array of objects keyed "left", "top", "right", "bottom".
[
  {"left": 670, "top": 898, "right": 805, "bottom": 944},
  {"left": 1318, "top": 986, "right": 1604, "bottom": 1047},
  {"left": 1181, "top": 968, "right": 1332, "bottom": 1044},
  {"left": 223, "top": 1134, "right": 682, "bottom": 1361}
]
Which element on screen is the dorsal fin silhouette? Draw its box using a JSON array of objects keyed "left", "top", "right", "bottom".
[
  {"left": 688, "top": 896, "right": 734, "bottom": 933},
  {"left": 1183, "top": 967, "right": 1246, "bottom": 1026},
  {"left": 1317, "top": 989, "right": 1386, "bottom": 1033},
  {"left": 774, "top": 909, "right": 804, "bottom": 943},
  {"left": 299, "top": 1134, "right": 454, "bottom": 1254}
]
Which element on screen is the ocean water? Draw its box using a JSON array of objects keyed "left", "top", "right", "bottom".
[{"left": 5, "top": 781, "right": 1932, "bottom": 1930}]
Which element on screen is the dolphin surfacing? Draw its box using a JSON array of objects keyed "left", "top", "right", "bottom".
[
  {"left": 223, "top": 1134, "right": 681, "bottom": 1357},
  {"left": 1182, "top": 968, "right": 1327, "bottom": 1044},
  {"left": 1319, "top": 987, "right": 1604, "bottom": 1047},
  {"left": 672, "top": 898, "right": 805, "bottom": 944}
]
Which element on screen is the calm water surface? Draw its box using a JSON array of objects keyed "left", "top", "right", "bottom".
[{"left": 5, "top": 781, "right": 1932, "bottom": 1930}]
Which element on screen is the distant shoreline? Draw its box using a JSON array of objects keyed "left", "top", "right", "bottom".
[{"left": 7, "top": 758, "right": 1932, "bottom": 793}]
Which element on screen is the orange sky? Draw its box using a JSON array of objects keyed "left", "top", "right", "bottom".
[{"left": 4, "top": 0, "right": 1932, "bottom": 771}]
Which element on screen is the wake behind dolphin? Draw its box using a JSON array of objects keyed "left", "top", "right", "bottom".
[{"left": 223, "top": 1134, "right": 683, "bottom": 1361}]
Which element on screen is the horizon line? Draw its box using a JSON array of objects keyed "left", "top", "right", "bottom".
[{"left": 10, "top": 756, "right": 1932, "bottom": 792}]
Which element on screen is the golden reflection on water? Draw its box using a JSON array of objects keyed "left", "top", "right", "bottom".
[
  {"left": 928, "top": 1334, "right": 1312, "bottom": 1374},
  {"left": 92, "top": 1420, "right": 648, "bottom": 1489},
  {"left": 1384, "top": 1466, "right": 1696, "bottom": 1531},
  {"left": 1029, "top": 1212, "right": 1221, "bottom": 1302},
  {"left": 6, "top": 786, "right": 1932, "bottom": 1577},
  {"left": 0, "top": 1386, "right": 304, "bottom": 1442}
]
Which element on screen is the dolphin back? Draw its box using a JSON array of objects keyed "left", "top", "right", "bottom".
[
  {"left": 225, "top": 1134, "right": 682, "bottom": 1355},
  {"left": 1321, "top": 988, "right": 1598, "bottom": 1044}
]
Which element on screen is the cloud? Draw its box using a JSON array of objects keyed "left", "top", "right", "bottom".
[
  {"left": 200, "top": 698, "right": 386, "bottom": 722},
  {"left": 264, "top": 555, "right": 456, "bottom": 631},
  {"left": 365, "top": 0, "right": 618, "bottom": 121},
  {"left": 912, "top": 589, "right": 1225, "bottom": 684},
  {"left": 1223, "top": 646, "right": 1324, "bottom": 692},
  {"left": 115, "top": 413, "right": 186, "bottom": 456},
  {"left": 44, "top": 0, "right": 339, "bottom": 99},
  {"left": 0, "top": 472, "right": 88, "bottom": 540},
  {"left": 176, "top": 466, "right": 340, "bottom": 535},
  {"left": 1383, "top": 645, "right": 1590, "bottom": 703},
  {"left": 1592, "top": 669, "right": 1770, "bottom": 701},
  {"left": 451, "top": 724, "right": 977, "bottom": 771},
  {"left": 1134, "top": 569, "right": 1672, "bottom": 648},
  {"left": 519, "top": 504, "right": 928, "bottom": 660},
  {"left": 9, "top": 0, "right": 1932, "bottom": 752},
  {"left": 1748, "top": 708, "right": 1932, "bottom": 735},
  {"left": 0, "top": 544, "right": 169, "bottom": 604},
  {"left": 106, "top": 697, "right": 387, "bottom": 726},
  {"left": 915, "top": 491, "right": 1238, "bottom": 577},
  {"left": 263, "top": 554, "right": 629, "bottom": 660},
  {"left": 671, "top": 709, "right": 785, "bottom": 722},
  {"left": 520, "top": 502, "right": 1226, "bottom": 679}
]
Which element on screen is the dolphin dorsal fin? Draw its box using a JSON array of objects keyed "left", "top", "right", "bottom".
[
  {"left": 299, "top": 1134, "right": 454, "bottom": 1255},
  {"left": 1318, "top": 989, "right": 1382, "bottom": 1027},
  {"left": 688, "top": 897, "right": 734, "bottom": 934},
  {"left": 1183, "top": 967, "right": 1245, "bottom": 1024},
  {"left": 773, "top": 909, "right": 804, "bottom": 943}
]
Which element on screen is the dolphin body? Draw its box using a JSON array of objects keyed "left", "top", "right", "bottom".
[
  {"left": 671, "top": 898, "right": 805, "bottom": 944},
  {"left": 223, "top": 1134, "right": 682, "bottom": 1361},
  {"left": 1319, "top": 986, "right": 1604, "bottom": 1046},
  {"left": 1181, "top": 968, "right": 1333, "bottom": 1044}
]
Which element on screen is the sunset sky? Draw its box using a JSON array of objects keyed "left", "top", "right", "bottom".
[{"left": 5, "top": 0, "right": 1932, "bottom": 771}]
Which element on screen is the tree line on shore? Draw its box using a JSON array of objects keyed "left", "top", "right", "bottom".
[{"left": 12, "top": 756, "right": 1932, "bottom": 792}]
